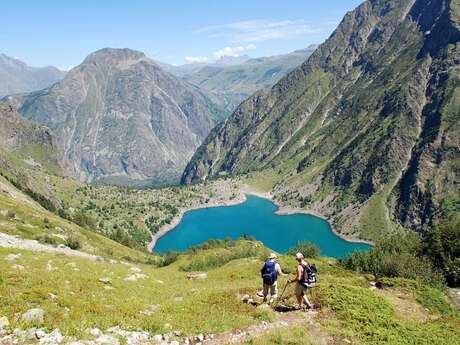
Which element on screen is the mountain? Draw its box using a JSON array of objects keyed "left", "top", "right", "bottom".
[
  {"left": 0, "top": 54, "right": 65, "bottom": 97},
  {"left": 182, "top": 0, "right": 460, "bottom": 241},
  {"left": 0, "top": 102, "right": 69, "bottom": 210},
  {"left": 5, "top": 48, "right": 227, "bottom": 186},
  {"left": 164, "top": 46, "right": 317, "bottom": 113}
]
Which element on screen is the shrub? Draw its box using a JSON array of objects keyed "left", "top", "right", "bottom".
[
  {"left": 35, "top": 235, "right": 57, "bottom": 245},
  {"left": 342, "top": 230, "right": 444, "bottom": 288},
  {"left": 424, "top": 214, "right": 460, "bottom": 287},
  {"left": 180, "top": 240, "right": 269, "bottom": 272},
  {"left": 158, "top": 251, "right": 179, "bottom": 267},
  {"left": 65, "top": 235, "right": 81, "bottom": 250},
  {"left": 287, "top": 241, "right": 320, "bottom": 259}
]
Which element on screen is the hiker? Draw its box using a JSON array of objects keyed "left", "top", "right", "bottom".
[
  {"left": 260, "top": 253, "right": 286, "bottom": 304},
  {"left": 288, "top": 252, "right": 313, "bottom": 309}
]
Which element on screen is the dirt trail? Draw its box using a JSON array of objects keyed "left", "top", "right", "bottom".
[
  {"left": 0, "top": 232, "right": 101, "bottom": 261},
  {"left": 205, "top": 309, "right": 324, "bottom": 344}
]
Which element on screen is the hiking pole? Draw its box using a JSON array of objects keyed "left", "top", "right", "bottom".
[{"left": 273, "top": 280, "right": 289, "bottom": 309}]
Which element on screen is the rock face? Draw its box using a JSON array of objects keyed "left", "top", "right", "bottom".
[
  {"left": 6, "top": 48, "right": 226, "bottom": 186},
  {"left": 0, "top": 102, "right": 69, "bottom": 210},
  {"left": 167, "top": 46, "right": 317, "bottom": 113},
  {"left": 0, "top": 102, "right": 67, "bottom": 172},
  {"left": 0, "top": 54, "right": 65, "bottom": 97},
  {"left": 182, "top": 0, "right": 460, "bottom": 240}
]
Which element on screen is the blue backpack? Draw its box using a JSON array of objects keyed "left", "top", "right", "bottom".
[{"left": 261, "top": 260, "right": 278, "bottom": 285}]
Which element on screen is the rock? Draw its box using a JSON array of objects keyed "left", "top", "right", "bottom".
[
  {"left": 11, "top": 264, "right": 24, "bottom": 270},
  {"left": 197, "top": 334, "right": 204, "bottom": 342},
  {"left": 0, "top": 316, "right": 9, "bottom": 329},
  {"left": 240, "top": 294, "right": 250, "bottom": 303},
  {"left": 153, "top": 334, "right": 163, "bottom": 343},
  {"left": 5, "top": 253, "right": 21, "bottom": 261},
  {"left": 174, "top": 297, "right": 183, "bottom": 302},
  {"left": 21, "top": 308, "right": 45, "bottom": 323},
  {"left": 155, "top": 280, "right": 164, "bottom": 284},
  {"left": 35, "top": 329, "right": 47, "bottom": 339},
  {"left": 173, "top": 331, "right": 182, "bottom": 337},
  {"left": 170, "top": 341, "right": 179, "bottom": 345},
  {"left": 98, "top": 277, "right": 111, "bottom": 284},
  {"left": 141, "top": 304, "right": 160, "bottom": 316},
  {"left": 96, "top": 334, "right": 120, "bottom": 344},
  {"left": 39, "top": 329, "right": 63, "bottom": 344},
  {"left": 124, "top": 273, "right": 147, "bottom": 281},
  {"left": 89, "top": 328, "right": 103, "bottom": 337},
  {"left": 125, "top": 331, "right": 150, "bottom": 344},
  {"left": 186, "top": 272, "right": 207, "bottom": 280},
  {"left": 130, "top": 267, "right": 141, "bottom": 272},
  {"left": 48, "top": 293, "right": 58, "bottom": 300}
]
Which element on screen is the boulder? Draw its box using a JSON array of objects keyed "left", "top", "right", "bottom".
[
  {"left": 96, "top": 334, "right": 120, "bottom": 344},
  {"left": 21, "top": 308, "right": 44, "bottom": 323},
  {"left": 38, "top": 329, "right": 63, "bottom": 344},
  {"left": 187, "top": 272, "right": 207, "bottom": 280},
  {"left": 5, "top": 253, "right": 21, "bottom": 261},
  {"left": 0, "top": 316, "right": 9, "bottom": 329},
  {"left": 98, "top": 277, "right": 111, "bottom": 284}
]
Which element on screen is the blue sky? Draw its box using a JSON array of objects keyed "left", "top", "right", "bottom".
[{"left": 2, "top": 0, "right": 363, "bottom": 69}]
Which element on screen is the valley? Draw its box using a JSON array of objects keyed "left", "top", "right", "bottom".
[{"left": 0, "top": 0, "right": 459, "bottom": 344}]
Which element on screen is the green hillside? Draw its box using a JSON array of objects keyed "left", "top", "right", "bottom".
[{"left": 182, "top": 0, "right": 460, "bottom": 245}]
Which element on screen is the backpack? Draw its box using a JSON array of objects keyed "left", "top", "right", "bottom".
[
  {"left": 300, "top": 263, "right": 317, "bottom": 288},
  {"left": 261, "top": 260, "right": 278, "bottom": 285}
]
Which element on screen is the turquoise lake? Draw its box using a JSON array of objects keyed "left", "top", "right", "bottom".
[{"left": 154, "top": 195, "right": 371, "bottom": 258}]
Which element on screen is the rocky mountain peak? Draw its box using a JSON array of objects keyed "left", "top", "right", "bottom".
[
  {"left": 6, "top": 49, "right": 226, "bottom": 186},
  {"left": 182, "top": 0, "right": 460, "bottom": 241},
  {"left": 80, "top": 48, "right": 150, "bottom": 69}
]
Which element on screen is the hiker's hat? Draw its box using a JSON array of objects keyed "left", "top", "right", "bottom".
[
  {"left": 268, "top": 253, "right": 277, "bottom": 259},
  {"left": 295, "top": 252, "right": 304, "bottom": 260}
]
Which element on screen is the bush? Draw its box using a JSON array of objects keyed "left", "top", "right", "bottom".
[
  {"left": 342, "top": 231, "right": 444, "bottom": 288},
  {"left": 424, "top": 215, "right": 460, "bottom": 287},
  {"left": 158, "top": 251, "right": 179, "bottom": 267},
  {"left": 65, "top": 235, "right": 81, "bottom": 250},
  {"left": 287, "top": 241, "right": 320, "bottom": 259},
  {"left": 180, "top": 240, "right": 269, "bottom": 272},
  {"left": 35, "top": 235, "right": 57, "bottom": 245}
]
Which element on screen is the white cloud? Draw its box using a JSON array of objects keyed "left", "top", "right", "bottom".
[
  {"left": 59, "top": 65, "right": 74, "bottom": 71},
  {"left": 195, "top": 19, "right": 322, "bottom": 43},
  {"left": 185, "top": 44, "right": 256, "bottom": 64}
]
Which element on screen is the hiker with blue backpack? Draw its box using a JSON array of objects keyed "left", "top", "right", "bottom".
[
  {"left": 288, "top": 252, "right": 317, "bottom": 310},
  {"left": 260, "top": 253, "right": 286, "bottom": 304}
]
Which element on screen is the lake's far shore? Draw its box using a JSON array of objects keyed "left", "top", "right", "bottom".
[{"left": 147, "top": 184, "right": 373, "bottom": 253}]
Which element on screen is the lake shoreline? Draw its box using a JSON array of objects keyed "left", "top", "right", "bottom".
[
  {"left": 147, "top": 185, "right": 373, "bottom": 253},
  {"left": 243, "top": 188, "right": 374, "bottom": 246}
]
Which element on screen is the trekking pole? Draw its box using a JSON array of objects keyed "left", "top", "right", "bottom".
[{"left": 273, "top": 280, "right": 289, "bottom": 309}]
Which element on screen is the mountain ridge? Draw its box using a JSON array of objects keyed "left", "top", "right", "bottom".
[
  {"left": 5, "top": 48, "right": 227, "bottom": 186},
  {"left": 182, "top": 0, "right": 460, "bottom": 241},
  {"left": 0, "top": 54, "right": 66, "bottom": 97}
]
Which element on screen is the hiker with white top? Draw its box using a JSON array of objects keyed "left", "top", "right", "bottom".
[
  {"left": 260, "top": 253, "right": 286, "bottom": 304},
  {"left": 288, "top": 252, "right": 314, "bottom": 309}
]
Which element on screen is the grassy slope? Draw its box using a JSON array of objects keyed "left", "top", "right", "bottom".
[
  {"left": 1, "top": 243, "right": 458, "bottom": 344},
  {"left": 0, "top": 176, "right": 154, "bottom": 263}
]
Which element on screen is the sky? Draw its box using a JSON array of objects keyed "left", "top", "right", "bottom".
[{"left": 2, "top": 0, "right": 363, "bottom": 70}]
